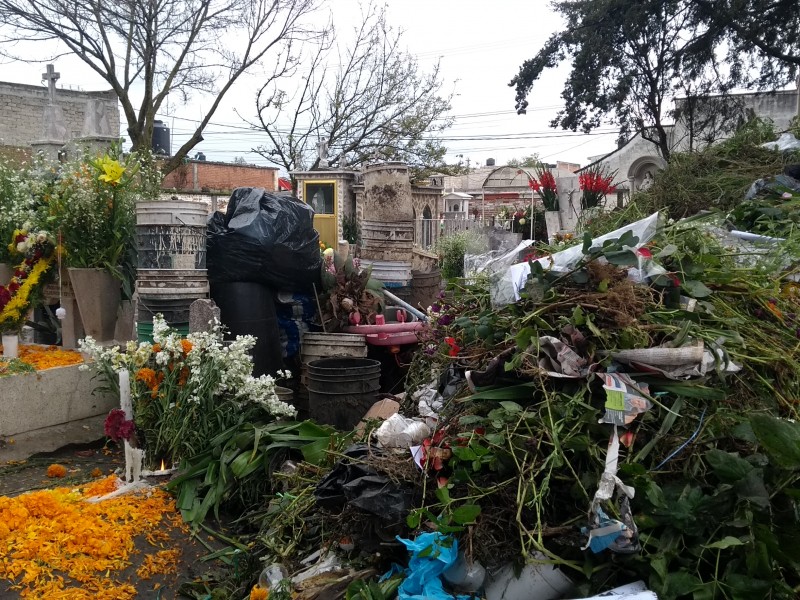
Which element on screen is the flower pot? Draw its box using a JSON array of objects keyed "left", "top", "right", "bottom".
[
  {"left": 0, "top": 263, "right": 13, "bottom": 287},
  {"left": 2, "top": 333, "right": 18, "bottom": 358},
  {"left": 68, "top": 268, "right": 121, "bottom": 342}
]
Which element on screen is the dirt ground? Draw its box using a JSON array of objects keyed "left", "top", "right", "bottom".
[{"left": 0, "top": 439, "right": 227, "bottom": 599}]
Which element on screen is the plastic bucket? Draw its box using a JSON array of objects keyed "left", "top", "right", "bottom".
[
  {"left": 361, "top": 259, "right": 412, "bottom": 286},
  {"left": 135, "top": 200, "right": 208, "bottom": 227},
  {"left": 137, "top": 295, "right": 196, "bottom": 324},
  {"left": 275, "top": 385, "right": 294, "bottom": 406},
  {"left": 306, "top": 358, "right": 382, "bottom": 430},
  {"left": 137, "top": 320, "right": 189, "bottom": 343},
  {"left": 136, "top": 224, "right": 207, "bottom": 269},
  {"left": 135, "top": 269, "right": 210, "bottom": 296},
  {"left": 410, "top": 269, "right": 442, "bottom": 310},
  {"left": 300, "top": 331, "right": 368, "bottom": 385},
  {"left": 211, "top": 281, "right": 284, "bottom": 377}
]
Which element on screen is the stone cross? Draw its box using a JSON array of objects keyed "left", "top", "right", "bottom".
[{"left": 42, "top": 64, "right": 60, "bottom": 104}]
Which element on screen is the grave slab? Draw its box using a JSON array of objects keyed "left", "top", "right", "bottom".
[{"left": 0, "top": 361, "right": 115, "bottom": 458}]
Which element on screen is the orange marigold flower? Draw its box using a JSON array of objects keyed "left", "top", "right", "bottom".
[
  {"left": 136, "top": 368, "right": 158, "bottom": 389},
  {"left": 181, "top": 339, "right": 193, "bottom": 354},
  {"left": 152, "top": 343, "right": 161, "bottom": 352},
  {"left": 46, "top": 464, "right": 67, "bottom": 478},
  {"left": 250, "top": 584, "right": 269, "bottom": 600}
]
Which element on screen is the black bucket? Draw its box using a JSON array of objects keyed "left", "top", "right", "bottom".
[
  {"left": 306, "top": 357, "right": 382, "bottom": 430},
  {"left": 211, "top": 281, "right": 284, "bottom": 377}
]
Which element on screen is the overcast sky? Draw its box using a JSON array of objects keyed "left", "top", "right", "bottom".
[{"left": 0, "top": 0, "right": 622, "bottom": 172}]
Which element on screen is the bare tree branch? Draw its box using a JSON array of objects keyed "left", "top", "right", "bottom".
[
  {"left": 248, "top": 0, "right": 453, "bottom": 191},
  {"left": 0, "top": 0, "right": 320, "bottom": 171}
]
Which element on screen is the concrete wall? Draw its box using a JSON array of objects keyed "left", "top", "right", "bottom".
[
  {"left": 0, "top": 81, "right": 119, "bottom": 146},
  {"left": 161, "top": 160, "right": 278, "bottom": 193},
  {"left": 0, "top": 363, "right": 116, "bottom": 438}
]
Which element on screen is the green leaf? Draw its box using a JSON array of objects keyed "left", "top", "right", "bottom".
[
  {"left": 664, "top": 571, "right": 703, "bottom": 597},
  {"left": 724, "top": 574, "right": 771, "bottom": 600},
  {"left": 605, "top": 250, "right": 638, "bottom": 266},
  {"left": 704, "top": 536, "right": 745, "bottom": 550},
  {"left": 366, "top": 277, "right": 384, "bottom": 291},
  {"left": 499, "top": 401, "right": 522, "bottom": 413},
  {"left": 681, "top": 279, "right": 713, "bottom": 298},
  {"left": 656, "top": 244, "right": 678, "bottom": 258},
  {"left": 435, "top": 486, "right": 452, "bottom": 504},
  {"left": 406, "top": 511, "right": 421, "bottom": 529},
  {"left": 451, "top": 504, "right": 481, "bottom": 525},
  {"left": 706, "top": 449, "right": 754, "bottom": 483},
  {"left": 463, "top": 383, "right": 537, "bottom": 401},
  {"left": 571, "top": 305, "right": 586, "bottom": 325},
  {"left": 451, "top": 446, "right": 478, "bottom": 461},
  {"left": 750, "top": 414, "right": 800, "bottom": 470}
]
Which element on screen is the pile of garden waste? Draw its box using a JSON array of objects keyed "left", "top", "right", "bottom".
[{"left": 172, "top": 145, "right": 800, "bottom": 600}]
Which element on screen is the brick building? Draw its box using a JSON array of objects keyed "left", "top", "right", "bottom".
[
  {"left": 0, "top": 79, "right": 118, "bottom": 155},
  {"left": 161, "top": 159, "right": 278, "bottom": 193},
  {"left": 160, "top": 159, "right": 280, "bottom": 213}
]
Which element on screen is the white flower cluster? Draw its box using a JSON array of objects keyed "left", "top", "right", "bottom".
[{"left": 82, "top": 315, "right": 296, "bottom": 418}]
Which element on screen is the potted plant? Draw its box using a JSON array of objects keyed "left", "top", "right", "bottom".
[
  {"left": 0, "top": 229, "right": 56, "bottom": 357},
  {"left": 531, "top": 163, "right": 561, "bottom": 241},
  {"left": 45, "top": 149, "right": 139, "bottom": 342}
]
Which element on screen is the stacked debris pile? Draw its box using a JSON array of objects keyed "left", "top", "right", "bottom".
[{"left": 169, "top": 130, "right": 800, "bottom": 600}]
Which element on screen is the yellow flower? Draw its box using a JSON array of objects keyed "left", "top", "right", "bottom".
[
  {"left": 97, "top": 155, "right": 126, "bottom": 185},
  {"left": 250, "top": 584, "right": 269, "bottom": 600}
]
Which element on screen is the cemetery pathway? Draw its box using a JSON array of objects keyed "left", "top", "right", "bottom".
[{"left": 0, "top": 440, "right": 225, "bottom": 599}]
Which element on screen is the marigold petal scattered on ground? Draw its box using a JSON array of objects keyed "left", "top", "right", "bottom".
[
  {"left": 46, "top": 463, "right": 67, "bottom": 478},
  {"left": 0, "top": 476, "right": 185, "bottom": 598}
]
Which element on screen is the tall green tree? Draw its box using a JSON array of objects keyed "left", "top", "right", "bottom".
[
  {"left": 686, "top": 0, "right": 799, "bottom": 89},
  {"left": 510, "top": 0, "right": 726, "bottom": 160}
]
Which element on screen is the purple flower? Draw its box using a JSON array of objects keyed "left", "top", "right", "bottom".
[
  {"left": 431, "top": 303, "right": 441, "bottom": 313},
  {"left": 438, "top": 314, "right": 453, "bottom": 326}
]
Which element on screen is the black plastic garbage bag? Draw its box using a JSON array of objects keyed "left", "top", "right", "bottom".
[
  {"left": 315, "top": 445, "right": 413, "bottom": 521},
  {"left": 206, "top": 187, "right": 322, "bottom": 290}
]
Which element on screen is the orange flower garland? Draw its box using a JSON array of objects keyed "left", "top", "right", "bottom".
[{"left": 0, "top": 476, "right": 186, "bottom": 598}]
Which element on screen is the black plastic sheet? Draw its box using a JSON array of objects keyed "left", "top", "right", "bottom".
[
  {"left": 206, "top": 187, "right": 322, "bottom": 291},
  {"left": 315, "top": 446, "right": 412, "bottom": 520}
]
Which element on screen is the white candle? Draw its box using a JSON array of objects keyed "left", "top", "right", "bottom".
[{"left": 119, "top": 369, "right": 132, "bottom": 418}]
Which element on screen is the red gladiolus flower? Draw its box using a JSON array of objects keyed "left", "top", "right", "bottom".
[
  {"left": 528, "top": 177, "right": 540, "bottom": 192},
  {"left": 539, "top": 171, "right": 557, "bottom": 191}
]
